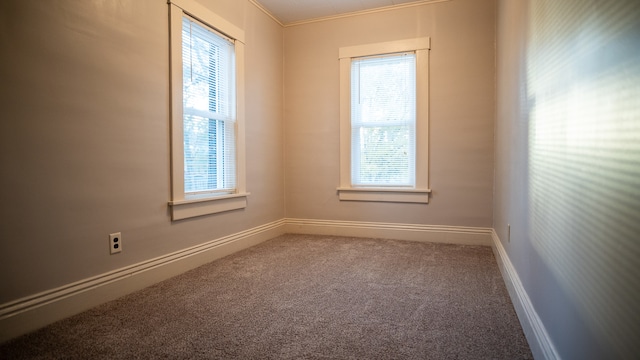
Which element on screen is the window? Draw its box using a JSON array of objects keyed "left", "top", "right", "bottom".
[
  {"left": 168, "top": 0, "right": 248, "bottom": 220},
  {"left": 338, "top": 38, "right": 431, "bottom": 203}
]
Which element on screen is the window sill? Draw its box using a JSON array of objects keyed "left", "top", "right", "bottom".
[
  {"left": 169, "top": 193, "right": 250, "bottom": 220},
  {"left": 337, "top": 187, "right": 431, "bottom": 204}
]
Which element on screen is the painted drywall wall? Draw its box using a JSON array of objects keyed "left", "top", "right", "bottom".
[
  {"left": 494, "top": 0, "right": 640, "bottom": 358},
  {"left": 0, "top": 0, "right": 284, "bottom": 304},
  {"left": 283, "top": 0, "right": 496, "bottom": 227}
]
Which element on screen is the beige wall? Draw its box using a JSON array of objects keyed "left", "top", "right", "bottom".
[
  {"left": 3, "top": 0, "right": 639, "bottom": 356},
  {"left": 0, "top": 0, "right": 284, "bottom": 303},
  {"left": 283, "top": 0, "right": 496, "bottom": 227},
  {"left": 494, "top": 0, "right": 640, "bottom": 358}
]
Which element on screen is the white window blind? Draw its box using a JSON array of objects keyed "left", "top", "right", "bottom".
[
  {"left": 350, "top": 53, "right": 416, "bottom": 187},
  {"left": 182, "top": 16, "right": 236, "bottom": 196}
]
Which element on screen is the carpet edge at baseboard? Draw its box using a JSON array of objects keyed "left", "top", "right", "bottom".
[
  {"left": 491, "top": 230, "right": 561, "bottom": 360},
  {"left": 0, "top": 218, "right": 493, "bottom": 344},
  {"left": 0, "top": 219, "right": 287, "bottom": 344},
  {"left": 285, "top": 218, "right": 493, "bottom": 246}
]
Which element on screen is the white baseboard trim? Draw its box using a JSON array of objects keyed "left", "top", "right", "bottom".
[
  {"left": 491, "top": 230, "right": 560, "bottom": 360},
  {"left": 285, "top": 218, "right": 493, "bottom": 246},
  {"left": 0, "top": 218, "right": 496, "bottom": 344},
  {"left": 0, "top": 219, "right": 287, "bottom": 344}
]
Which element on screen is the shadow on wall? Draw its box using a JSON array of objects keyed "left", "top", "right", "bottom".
[{"left": 525, "top": 0, "right": 640, "bottom": 358}]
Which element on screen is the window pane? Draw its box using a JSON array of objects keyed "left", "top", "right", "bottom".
[
  {"left": 351, "top": 53, "right": 416, "bottom": 186},
  {"left": 184, "top": 115, "right": 216, "bottom": 192},
  {"left": 354, "top": 125, "right": 411, "bottom": 184}
]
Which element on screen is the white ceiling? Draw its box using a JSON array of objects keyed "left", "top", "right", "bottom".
[{"left": 254, "top": 0, "right": 439, "bottom": 25}]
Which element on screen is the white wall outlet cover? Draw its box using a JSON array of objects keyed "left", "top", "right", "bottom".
[{"left": 109, "top": 232, "right": 122, "bottom": 254}]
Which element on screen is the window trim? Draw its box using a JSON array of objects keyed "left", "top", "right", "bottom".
[
  {"left": 338, "top": 38, "right": 431, "bottom": 203},
  {"left": 168, "top": 0, "right": 248, "bottom": 220}
]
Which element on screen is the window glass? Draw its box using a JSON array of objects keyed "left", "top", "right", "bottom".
[
  {"left": 182, "top": 17, "right": 236, "bottom": 196},
  {"left": 350, "top": 53, "right": 416, "bottom": 186}
]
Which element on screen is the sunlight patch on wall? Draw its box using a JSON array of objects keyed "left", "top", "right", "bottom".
[{"left": 526, "top": 0, "right": 640, "bottom": 357}]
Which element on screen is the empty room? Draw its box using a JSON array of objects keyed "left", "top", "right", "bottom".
[{"left": 0, "top": 0, "right": 638, "bottom": 359}]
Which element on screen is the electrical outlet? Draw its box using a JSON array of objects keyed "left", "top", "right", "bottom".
[
  {"left": 109, "top": 232, "right": 122, "bottom": 254},
  {"left": 507, "top": 224, "right": 511, "bottom": 243}
]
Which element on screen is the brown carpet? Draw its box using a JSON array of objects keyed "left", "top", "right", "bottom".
[{"left": 0, "top": 234, "right": 532, "bottom": 359}]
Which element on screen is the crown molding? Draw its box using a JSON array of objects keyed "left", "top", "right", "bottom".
[{"left": 251, "top": 0, "right": 451, "bottom": 28}]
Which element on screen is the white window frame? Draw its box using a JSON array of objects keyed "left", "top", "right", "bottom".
[
  {"left": 338, "top": 38, "right": 431, "bottom": 203},
  {"left": 168, "top": 0, "right": 248, "bottom": 220}
]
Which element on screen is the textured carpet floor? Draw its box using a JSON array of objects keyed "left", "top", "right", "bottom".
[{"left": 0, "top": 234, "right": 532, "bottom": 359}]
